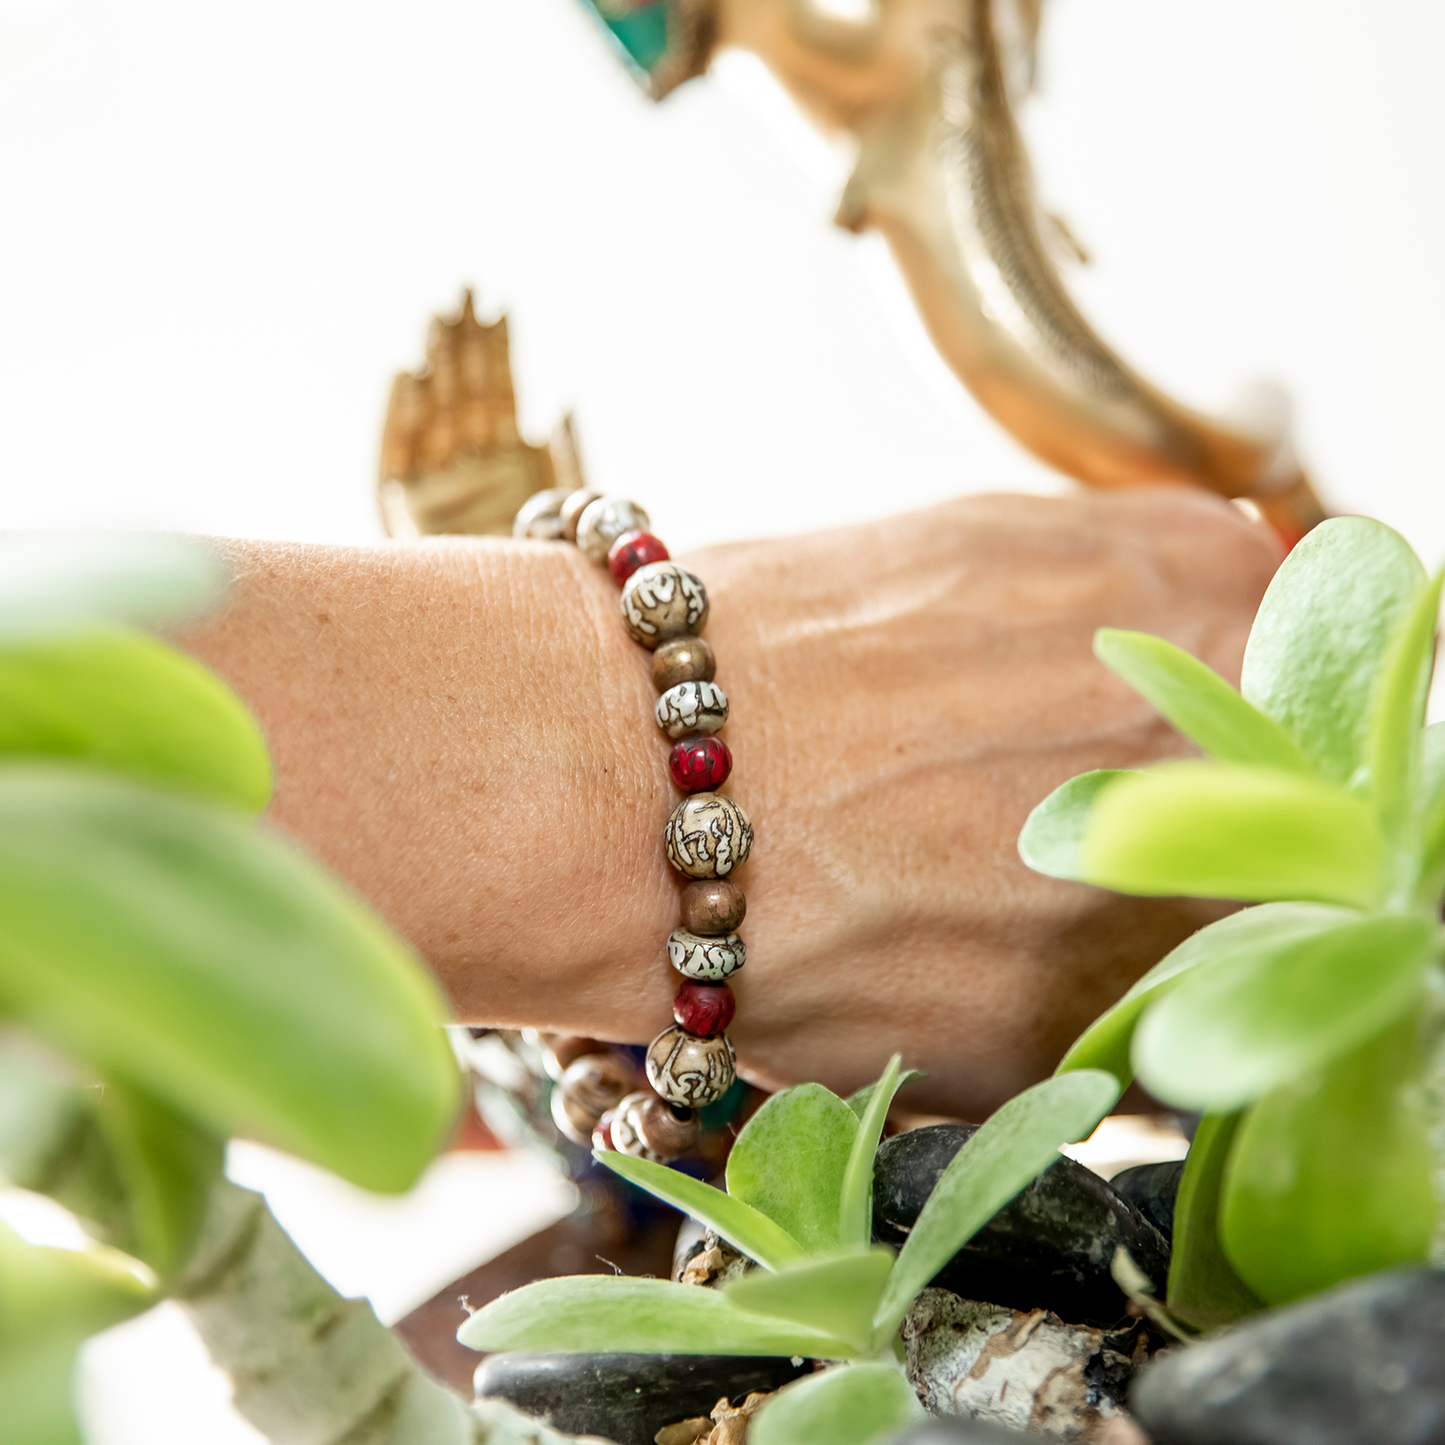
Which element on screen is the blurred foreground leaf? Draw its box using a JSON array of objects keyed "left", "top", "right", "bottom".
[{"left": 750, "top": 1363, "right": 923, "bottom": 1445}]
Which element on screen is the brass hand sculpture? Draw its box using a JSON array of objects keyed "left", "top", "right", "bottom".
[{"left": 588, "top": 0, "right": 1326, "bottom": 542}]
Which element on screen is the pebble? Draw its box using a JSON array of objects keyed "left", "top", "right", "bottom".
[
  {"left": 1108, "top": 1162, "right": 1185, "bottom": 1245},
  {"left": 473, "top": 1352, "right": 809, "bottom": 1445},
  {"left": 872, "top": 1124, "right": 1171, "bottom": 1325},
  {"left": 1130, "top": 1265, "right": 1445, "bottom": 1445}
]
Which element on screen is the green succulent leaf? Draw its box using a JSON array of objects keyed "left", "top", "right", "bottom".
[
  {"left": 1132, "top": 913, "right": 1435, "bottom": 1112},
  {"left": 1420, "top": 722, "right": 1445, "bottom": 902},
  {"left": 1082, "top": 762, "right": 1387, "bottom": 907},
  {"left": 845, "top": 1069, "right": 924, "bottom": 1122},
  {"left": 0, "top": 627, "right": 271, "bottom": 815},
  {"left": 724, "top": 1249, "right": 895, "bottom": 1356},
  {"left": 1057, "top": 903, "right": 1357, "bottom": 1086},
  {"left": 1366, "top": 571, "right": 1443, "bottom": 847},
  {"left": 456, "top": 1275, "right": 849, "bottom": 1358},
  {"left": 1165, "top": 1112, "right": 1264, "bottom": 1330},
  {"left": 0, "top": 532, "right": 226, "bottom": 641},
  {"left": 1017, "top": 769, "right": 1132, "bottom": 880},
  {"left": 597, "top": 1152, "right": 806, "bottom": 1271},
  {"left": 750, "top": 1364, "right": 924, "bottom": 1445},
  {"left": 1094, "top": 629, "right": 1312, "bottom": 774},
  {"left": 873, "top": 1070, "right": 1119, "bottom": 1340},
  {"left": 1220, "top": 1008, "right": 1438, "bottom": 1305},
  {"left": 839, "top": 1055, "right": 905, "bottom": 1249},
  {"left": 0, "top": 763, "right": 459, "bottom": 1193},
  {"left": 727, "top": 1083, "right": 859, "bottom": 1256},
  {"left": 1241, "top": 516, "right": 1425, "bottom": 785}
]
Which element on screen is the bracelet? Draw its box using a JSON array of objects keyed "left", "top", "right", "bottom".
[{"left": 514, "top": 487, "right": 754, "bottom": 1164}]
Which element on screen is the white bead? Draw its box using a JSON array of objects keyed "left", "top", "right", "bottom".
[
  {"left": 512, "top": 488, "right": 573, "bottom": 540},
  {"left": 656, "top": 680, "right": 728, "bottom": 739},
  {"left": 646, "top": 1026, "right": 737, "bottom": 1108},
  {"left": 576, "top": 496, "right": 650, "bottom": 563},
  {"left": 620, "top": 562, "right": 709, "bottom": 649},
  {"left": 668, "top": 929, "right": 745, "bottom": 980},
  {"left": 609, "top": 1091, "right": 666, "bottom": 1161},
  {"left": 666, "top": 792, "right": 753, "bottom": 879}
]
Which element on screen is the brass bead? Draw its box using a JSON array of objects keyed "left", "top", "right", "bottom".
[
  {"left": 651, "top": 636, "right": 716, "bottom": 692},
  {"left": 681, "top": 879, "right": 747, "bottom": 935},
  {"left": 646, "top": 1025, "right": 737, "bottom": 1107},
  {"left": 633, "top": 1095, "right": 704, "bottom": 1159},
  {"left": 550, "top": 1052, "right": 639, "bottom": 1145}
]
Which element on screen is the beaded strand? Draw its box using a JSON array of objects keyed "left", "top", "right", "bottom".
[{"left": 514, "top": 488, "right": 753, "bottom": 1162}]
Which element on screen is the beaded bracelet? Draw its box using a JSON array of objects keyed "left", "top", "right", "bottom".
[{"left": 514, "top": 486, "right": 754, "bottom": 1164}]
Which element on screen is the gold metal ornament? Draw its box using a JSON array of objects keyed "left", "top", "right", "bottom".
[
  {"left": 378, "top": 290, "right": 585, "bottom": 538},
  {"left": 599, "top": 0, "right": 1326, "bottom": 542}
]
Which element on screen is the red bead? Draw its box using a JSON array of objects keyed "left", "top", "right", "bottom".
[
  {"left": 669, "top": 734, "right": 732, "bottom": 793},
  {"left": 592, "top": 1110, "right": 617, "bottom": 1152},
  {"left": 673, "top": 980, "right": 736, "bottom": 1038},
  {"left": 608, "top": 530, "right": 670, "bottom": 586}
]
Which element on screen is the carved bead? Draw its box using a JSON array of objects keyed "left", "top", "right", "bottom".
[
  {"left": 559, "top": 488, "right": 602, "bottom": 542},
  {"left": 577, "top": 496, "right": 651, "bottom": 563},
  {"left": 608, "top": 530, "right": 670, "bottom": 586},
  {"left": 651, "top": 636, "right": 716, "bottom": 692},
  {"left": 609, "top": 1091, "right": 667, "bottom": 1161},
  {"left": 541, "top": 1034, "right": 608, "bottom": 1081},
  {"left": 550, "top": 1052, "right": 639, "bottom": 1145},
  {"left": 669, "top": 734, "right": 732, "bottom": 794},
  {"left": 656, "top": 680, "right": 728, "bottom": 739},
  {"left": 620, "top": 561, "right": 709, "bottom": 649},
  {"left": 674, "top": 980, "right": 736, "bottom": 1037},
  {"left": 633, "top": 1095, "right": 704, "bottom": 1159},
  {"left": 668, "top": 928, "right": 746, "bottom": 981},
  {"left": 681, "top": 879, "right": 747, "bottom": 935},
  {"left": 646, "top": 1025, "right": 737, "bottom": 1108},
  {"left": 512, "top": 488, "right": 573, "bottom": 541},
  {"left": 666, "top": 792, "right": 753, "bottom": 879}
]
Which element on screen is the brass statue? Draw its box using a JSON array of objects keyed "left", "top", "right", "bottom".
[
  {"left": 379, "top": 290, "right": 585, "bottom": 538},
  {"left": 585, "top": 0, "right": 1326, "bottom": 542}
]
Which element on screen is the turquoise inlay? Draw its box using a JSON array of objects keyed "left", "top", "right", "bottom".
[{"left": 579, "top": 1, "right": 671, "bottom": 77}]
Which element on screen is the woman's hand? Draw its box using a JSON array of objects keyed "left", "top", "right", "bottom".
[{"left": 182, "top": 487, "right": 1279, "bottom": 1120}]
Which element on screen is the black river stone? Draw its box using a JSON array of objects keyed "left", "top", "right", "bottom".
[
  {"left": 883, "top": 1420, "right": 1033, "bottom": 1443},
  {"left": 871, "top": 1123, "right": 1170, "bottom": 1325},
  {"left": 1109, "top": 1159, "right": 1186, "bottom": 1243},
  {"left": 473, "top": 1351, "right": 811, "bottom": 1445},
  {"left": 1131, "top": 1265, "right": 1445, "bottom": 1445}
]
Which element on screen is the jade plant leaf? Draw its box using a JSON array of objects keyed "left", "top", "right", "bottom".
[
  {"left": 727, "top": 1083, "right": 859, "bottom": 1255},
  {"left": 724, "top": 1248, "right": 895, "bottom": 1356},
  {"left": 1017, "top": 769, "right": 1131, "bottom": 880},
  {"left": 456, "top": 1275, "right": 850, "bottom": 1358},
  {"left": 1220, "top": 1009, "right": 1438, "bottom": 1305},
  {"left": 873, "top": 1069, "right": 1120, "bottom": 1340},
  {"left": 0, "top": 763, "right": 459, "bottom": 1194},
  {"left": 1132, "top": 913, "right": 1434, "bottom": 1112},
  {"left": 750, "top": 1363, "right": 924, "bottom": 1445},
  {"left": 1166, "top": 1112, "right": 1264, "bottom": 1330},
  {"left": 1057, "top": 903, "right": 1357, "bottom": 1086},
  {"left": 1240, "top": 516, "right": 1425, "bottom": 785},
  {"left": 1367, "top": 570, "right": 1444, "bottom": 847},
  {"left": 1082, "top": 762, "right": 1387, "bottom": 906},
  {"left": 0, "top": 532, "right": 226, "bottom": 641},
  {"left": 839, "top": 1054, "right": 904, "bottom": 1248},
  {"left": 597, "top": 1153, "right": 805, "bottom": 1271},
  {"left": 0, "top": 627, "right": 272, "bottom": 816},
  {"left": 1093, "top": 629, "right": 1311, "bottom": 774}
]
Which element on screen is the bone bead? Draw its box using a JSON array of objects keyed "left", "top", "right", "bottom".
[
  {"left": 680, "top": 879, "right": 747, "bottom": 935},
  {"left": 577, "top": 496, "right": 651, "bottom": 563},
  {"left": 620, "top": 561, "right": 709, "bottom": 649},
  {"left": 550, "top": 1052, "right": 638, "bottom": 1145},
  {"left": 512, "top": 488, "right": 573, "bottom": 541},
  {"left": 646, "top": 1025, "right": 737, "bottom": 1108},
  {"left": 559, "top": 488, "right": 601, "bottom": 542},
  {"left": 609, "top": 1091, "right": 667, "bottom": 1161},
  {"left": 666, "top": 792, "right": 753, "bottom": 879},
  {"left": 651, "top": 635, "right": 716, "bottom": 692},
  {"left": 656, "top": 680, "right": 728, "bottom": 739},
  {"left": 668, "top": 928, "right": 746, "bottom": 981}
]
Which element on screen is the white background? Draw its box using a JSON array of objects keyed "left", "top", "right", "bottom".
[{"left": 2, "top": 0, "right": 1444, "bottom": 1438}]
